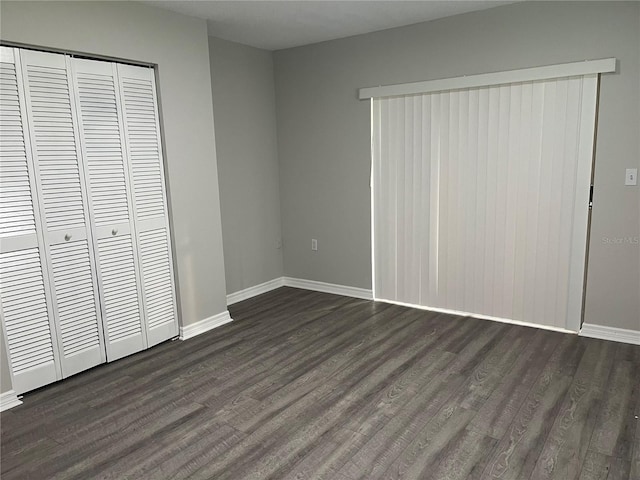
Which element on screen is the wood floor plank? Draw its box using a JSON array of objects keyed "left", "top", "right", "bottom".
[
  {"left": 278, "top": 436, "right": 340, "bottom": 480},
  {"left": 0, "top": 376, "right": 139, "bottom": 457},
  {"left": 630, "top": 441, "right": 640, "bottom": 480},
  {"left": 197, "top": 302, "right": 403, "bottom": 411},
  {"left": 283, "top": 427, "right": 373, "bottom": 480},
  {"left": 422, "top": 427, "right": 498, "bottom": 480},
  {"left": 226, "top": 307, "right": 435, "bottom": 433},
  {"left": 589, "top": 360, "right": 639, "bottom": 460},
  {"left": 145, "top": 423, "right": 247, "bottom": 479},
  {"left": 0, "top": 435, "right": 60, "bottom": 475},
  {"left": 3, "top": 402, "right": 205, "bottom": 480},
  {"left": 578, "top": 451, "right": 631, "bottom": 480},
  {"left": 529, "top": 339, "right": 617, "bottom": 480},
  {"left": 77, "top": 413, "right": 241, "bottom": 479},
  {"left": 478, "top": 334, "right": 585, "bottom": 480},
  {"left": 449, "top": 324, "right": 536, "bottom": 411},
  {"left": 337, "top": 347, "right": 457, "bottom": 439},
  {"left": 196, "top": 303, "right": 398, "bottom": 389},
  {"left": 0, "top": 287, "right": 637, "bottom": 480},
  {"left": 438, "top": 321, "right": 507, "bottom": 379},
  {"left": 235, "top": 302, "right": 416, "bottom": 402},
  {"left": 189, "top": 308, "right": 451, "bottom": 479},
  {"left": 366, "top": 405, "right": 476, "bottom": 480},
  {"left": 334, "top": 370, "right": 468, "bottom": 479},
  {"left": 469, "top": 329, "right": 562, "bottom": 439}
]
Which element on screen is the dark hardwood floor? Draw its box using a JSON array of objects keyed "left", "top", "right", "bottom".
[{"left": 1, "top": 287, "right": 638, "bottom": 479}]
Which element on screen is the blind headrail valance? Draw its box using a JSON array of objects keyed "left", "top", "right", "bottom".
[{"left": 359, "top": 58, "right": 616, "bottom": 99}]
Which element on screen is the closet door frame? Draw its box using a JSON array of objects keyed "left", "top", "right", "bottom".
[
  {"left": 0, "top": 46, "right": 63, "bottom": 392},
  {"left": 70, "top": 57, "right": 149, "bottom": 361},
  {"left": 20, "top": 49, "right": 107, "bottom": 377}
]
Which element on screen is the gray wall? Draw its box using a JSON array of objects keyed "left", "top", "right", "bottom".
[
  {"left": 209, "top": 37, "right": 284, "bottom": 295},
  {"left": 0, "top": 1, "right": 229, "bottom": 392},
  {"left": 274, "top": 1, "right": 640, "bottom": 331}
]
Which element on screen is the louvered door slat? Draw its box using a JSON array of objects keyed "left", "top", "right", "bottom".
[
  {"left": 0, "top": 47, "right": 61, "bottom": 394},
  {"left": 96, "top": 235, "right": 143, "bottom": 345},
  {"left": 74, "top": 61, "right": 128, "bottom": 226},
  {"left": 119, "top": 64, "right": 178, "bottom": 346},
  {"left": 21, "top": 49, "right": 105, "bottom": 380},
  {"left": 49, "top": 240, "right": 100, "bottom": 357},
  {"left": 8, "top": 324, "right": 51, "bottom": 343},
  {"left": 119, "top": 70, "right": 165, "bottom": 221},
  {"left": 23, "top": 57, "right": 84, "bottom": 231},
  {"left": 0, "top": 56, "right": 36, "bottom": 238},
  {"left": 138, "top": 229, "right": 175, "bottom": 330},
  {"left": 73, "top": 58, "right": 147, "bottom": 360},
  {"left": 0, "top": 249, "right": 57, "bottom": 391}
]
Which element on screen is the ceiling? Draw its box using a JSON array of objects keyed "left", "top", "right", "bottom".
[{"left": 142, "top": 1, "right": 514, "bottom": 51}]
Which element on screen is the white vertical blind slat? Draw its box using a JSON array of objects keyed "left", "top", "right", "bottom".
[
  {"left": 427, "top": 95, "right": 439, "bottom": 304},
  {"left": 409, "top": 97, "right": 422, "bottom": 305},
  {"left": 463, "top": 89, "right": 477, "bottom": 312},
  {"left": 494, "top": 86, "right": 510, "bottom": 317},
  {"left": 373, "top": 74, "right": 598, "bottom": 331},
  {"left": 473, "top": 89, "right": 488, "bottom": 314}
]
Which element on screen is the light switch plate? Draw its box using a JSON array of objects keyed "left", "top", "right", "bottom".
[{"left": 625, "top": 168, "right": 638, "bottom": 186}]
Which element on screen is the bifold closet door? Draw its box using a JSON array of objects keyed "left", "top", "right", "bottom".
[
  {"left": 118, "top": 64, "right": 178, "bottom": 346},
  {"left": 0, "top": 46, "right": 61, "bottom": 393},
  {"left": 1, "top": 49, "right": 178, "bottom": 393},
  {"left": 72, "top": 58, "right": 147, "bottom": 361},
  {"left": 19, "top": 49, "right": 106, "bottom": 377}
]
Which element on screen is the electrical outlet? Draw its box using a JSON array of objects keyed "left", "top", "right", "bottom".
[
  {"left": 311, "top": 239, "right": 318, "bottom": 251},
  {"left": 276, "top": 238, "right": 282, "bottom": 249},
  {"left": 625, "top": 168, "right": 638, "bottom": 186}
]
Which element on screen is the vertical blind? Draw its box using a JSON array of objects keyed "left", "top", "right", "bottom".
[{"left": 372, "top": 75, "right": 598, "bottom": 331}]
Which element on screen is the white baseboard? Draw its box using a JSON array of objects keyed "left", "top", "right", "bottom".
[
  {"left": 283, "top": 277, "right": 373, "bottom": 300},
  {"left": 580, "top": 323, "right": 640, "bottom": 345},
  {"left": 376, "top": 297, "right": 577, "bottom": 334},
  {"left": 227, "top": 277, "right": 285, "bottom": 305},
  {"left": 0, "top": 390, "right": 22, "bottom": 412},
  {"left": 179, "top": 310, "right": 233, "bottom": 341},
  {"left": 225, "top": 276, "right": 373, "bottom": 304},
  {"left": 224, "top": 278, "right": 640, "bottom": 346}
]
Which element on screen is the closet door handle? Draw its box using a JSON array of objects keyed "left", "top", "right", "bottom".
[
  {"left": 64, "top": 234, "right": 72, "bottom": 241},
  {"left": 111, "top": 229, "right": 118, "bottom": 236}
]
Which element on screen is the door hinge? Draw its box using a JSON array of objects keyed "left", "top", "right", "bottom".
[{"left": 589, "top": 184, "right": 594, "bottom": 209}]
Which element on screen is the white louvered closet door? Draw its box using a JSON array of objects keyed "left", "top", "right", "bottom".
[
  {"left": 118, "top": 64, "right": 178, "bottom": 346},
  {"left": 72, "top": 58, "right": 147, "bottom": 361},
  {"left": 373, "top": 76, "right": 598, "bottom": 331},
  {"left": 19, "top": 49, "right": 106, "bottom": 377},
  {"left": 0, "top": 47, "right": 62, "bottom": 393}
]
